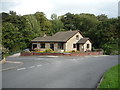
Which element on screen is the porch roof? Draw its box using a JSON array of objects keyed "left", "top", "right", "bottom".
[{"left": 77, "top": 38, "right": 90, "bottom": 44}]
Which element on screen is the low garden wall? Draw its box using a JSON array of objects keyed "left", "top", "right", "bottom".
[
  {"left": 21, "top": 52, "right": 33, "bottom": 56},
  {"left": 21, "top": 51, "right": 103, "bottom": 56}
]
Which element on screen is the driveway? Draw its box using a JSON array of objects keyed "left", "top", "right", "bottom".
[{"left": 2, "top": 55, "right": 118, "bottom": 88}]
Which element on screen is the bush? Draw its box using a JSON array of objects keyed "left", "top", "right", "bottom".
[
  {"left": 71, "top": 50, "right": 79, "bottom": 52},
  {"left": 34, "top": 48, "right": 40, "bottom": 51},
  {"left": 35, "top": 51, "right": 44, "bottom": 53},
  {"left": 64, "top": 50, "right": 80, "bottom": 53},
  {"left": 44, "top": 49, "right": 53, "bottom": 53}
]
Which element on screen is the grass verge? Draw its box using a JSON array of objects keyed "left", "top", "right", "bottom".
[{"left": 98, "top": 64, "right": 119, "bottom": 88}]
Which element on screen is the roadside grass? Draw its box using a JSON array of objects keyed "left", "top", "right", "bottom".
[{"left": 98, "top": 64, "right": 119, "bottom": 88}]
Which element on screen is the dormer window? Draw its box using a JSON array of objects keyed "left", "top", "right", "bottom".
[{"left": 76, "top": 35, "right": 79, "bottom": 40}]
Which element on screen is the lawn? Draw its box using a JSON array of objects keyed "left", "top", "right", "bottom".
[{"left": 98, "top": 64, "right": 119, "bottom": 88}]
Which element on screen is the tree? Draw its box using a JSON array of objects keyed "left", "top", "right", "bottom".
[
  {"left": 61, "top": 12, "right": 76, "bottom": 30},
  {"left": 19, "top": 14, "right": 41, "bottom": 48},
  {"left": 97, "top": 14, "right": 108, "bottom": 21},
  {"left": 51, "top": 13, "right": 57, "bottom": 20},
  {"left": 73, "top": 13, "right": 99, "bottom": 35},
  {"left": 2, "top": 22, "right": 22, "bottom": 52},
  {"left": 91, "top": 18, "right": 118, "bottom": 54},
  {"left": 34, "top": 12, "right": 52, "bottom": 35},
  {"left": 1, "top": 12, "right": 10, "bottom": 22},
  {"left": 51, "top": 14, "right": 64, "bottom": 33},
  {"left": 9, "top": 11, "right": 17, "bottom": 16}
]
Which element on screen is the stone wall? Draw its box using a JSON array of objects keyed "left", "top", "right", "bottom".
[{"left": 21, "top": 52, "right": 33, "bottom": 56}]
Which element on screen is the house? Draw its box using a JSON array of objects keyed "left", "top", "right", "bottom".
[{"left": 31, "top": 30, "right": 92, "bottom": 52}]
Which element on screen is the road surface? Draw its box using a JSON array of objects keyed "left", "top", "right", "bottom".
[{"left": 2, "top": 55, "right": 118, "bottom": 88}]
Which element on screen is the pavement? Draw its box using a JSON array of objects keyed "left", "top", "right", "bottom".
[
  {"left": 0, "top": 53, "right": 23, "bottom": 72},
  {"left": 8, "top": 53, "right": 20, "bottom": 57},
  {"left": 0, "top": 60, "right": 23, "bottom": 72},
  {"left": 2, "top": 55, "right": 118, "bottom": 88}
]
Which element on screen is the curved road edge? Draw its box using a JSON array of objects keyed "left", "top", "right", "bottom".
[{"left": 0, "top": 61, "right": 23, "bottom": 72}]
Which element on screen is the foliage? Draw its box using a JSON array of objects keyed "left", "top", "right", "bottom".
[
  {"left": 35, "top": 50, "right": 44, "bottom": 53},
  {"left": 51, "top": 13, "right": 64, "bottom": 34},
  {"left": 44, "top": 49, "right": 53, "bottom": 53},
  {"left": 97, "top": 14, "right": 108, "bottom": 21},
  {"left": 2, "top": 47, "right": 9, "bottom": 54},
  {"left": 98, "top": 64, "right": 119, "bottom": 88},
  {"left": 2, "top": 22, "right": 22, "bottom": 52},
  {"left": 64, "top": 50, "right": 80, "bottom": 53},
  {"left": 34, "top": 12, "right": 53, "bottom": 35},
  {"left": 34, "top": 48, "right": 41, "bottom": 51}
]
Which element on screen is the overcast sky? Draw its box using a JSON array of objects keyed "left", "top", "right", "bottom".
[{"left": 1, "top": 0, "right": 119, "bottom": 19}]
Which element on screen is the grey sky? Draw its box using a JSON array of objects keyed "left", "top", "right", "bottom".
[
  {"left": 118, "top": 1, "right": 120, "bottom": 16},
  {"left": 0, "top": 0, "right": 119, "bottom": 19}
]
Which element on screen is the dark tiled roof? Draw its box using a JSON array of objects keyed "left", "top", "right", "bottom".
[
  {"left": 31, "top": 36, "right": 53, "bottom": 42},
  {"left": 31, "top": 30, "right": 81, "bottom": 42},
  {"left": 77, "top": 38, "right": 90, "bottom": 44}
]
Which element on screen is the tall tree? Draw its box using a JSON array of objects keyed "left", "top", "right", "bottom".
[
  {"left": 61, "top": 12, "right": 76, "bottom": 30},
  {"left": 2, "top": 22, "right": 22, "bottom": 52},
  {"left": 51, "top": 13, "right": 64, "bottom": 33},
  {"left": 97, "top": 14, "right": 108, "bottom": 21},
  {"left": 74, "top": 13, "right": 99, "bottom": 35},
  {"left": 20, "top": 14, "right": 41, "bottom": 48},
  {"left": 34, "top": 12, "right": 52, "bottom": 35}
]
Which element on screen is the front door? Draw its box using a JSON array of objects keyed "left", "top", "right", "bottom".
[
  {"left": 77, "top": 44, "right": 79, "bottom": 51},
  {"left": 50, "top": 44, "right": 54, "bottom": 50},
  {"left": 33, "top": 44, "right": 37, "bottom": 49}
]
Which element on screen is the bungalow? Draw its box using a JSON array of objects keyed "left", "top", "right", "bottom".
[{"left": 31, "top": 30, "right": 92, "bottom": 52}]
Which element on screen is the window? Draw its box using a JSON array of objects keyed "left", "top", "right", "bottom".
[
  {"left": 50, "top": 43, "right": 54, "bottom": 50},
  {"left": 87, "top": 44, "right": 89, "bottom": 48},
  {"left": 73, "top": 44, "right": 76, "bottom": 48},
  {"left": 58, "top": 43, "right": 64, "bottom": 49},
  {"left": 40, "top": 43, "right": 45, "bottom": 48},
  {"left": 76, "top": 35, "right": 79, "bottom": 40},
  {"left": 33, "top": 44, "right": 37, "bottom": 49}
]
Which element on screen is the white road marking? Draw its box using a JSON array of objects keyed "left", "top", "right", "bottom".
[
  {"left": 37, "top": 64, "right": 42, "bottom": 67},
  {"left": 17, "top": 68, "right": 26, "bottom": 70},
  {"left": 29, "top": 66, "right": 35, "bottom": 68}
]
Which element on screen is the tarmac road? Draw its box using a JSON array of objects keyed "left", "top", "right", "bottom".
[{"left": 2, "top": 55, "right": 118, "bottom": 88}]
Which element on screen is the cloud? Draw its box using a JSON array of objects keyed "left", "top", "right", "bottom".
[
  {"left": 1, "top": 0, "right": 21, "bottom": 13},
  {"left": 0, "top": 0, "right": 119, "bottom": 18},
  {"left": 49, "top": 0, "right": 118, "bottom": 18},
  {"left": 10, "top": 0, "right": 53, "bottom": 15},
  {"left": 118, "top": 1, "right": 120, "bottom": 16}
]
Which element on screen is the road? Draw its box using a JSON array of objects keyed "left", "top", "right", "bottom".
[{"left": 2, "top": 55, "right": 118, "bottom": 88}]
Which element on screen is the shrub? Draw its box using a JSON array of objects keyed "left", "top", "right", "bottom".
[
  {"left": 64, "top": 50, "right": 80, "bottom": 53},
  {"left": 44, "top": 49, "right": 53, "bottom": 53},
  {"left": 34, "top": 48, "right": 40, "bottom": 51},
  {"left": 35, "top": 51, "right": 44, "bottom": 53}
]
